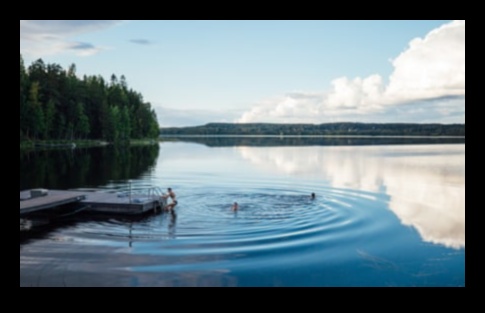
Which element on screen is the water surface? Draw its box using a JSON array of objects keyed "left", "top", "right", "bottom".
[{"left": 19, "top": 139, "right": 465, "bottom": 286}]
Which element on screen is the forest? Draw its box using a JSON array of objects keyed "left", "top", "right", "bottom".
[
  {"left": 20, "top": 54, "right": 160, "bottom": 143},
  {"left": 160, "top": 122, "right": 465, "bottom": 137}
]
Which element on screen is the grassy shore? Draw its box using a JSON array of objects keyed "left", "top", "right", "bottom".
[
  {"left": 20, "top": 139, "right": 158, "bottom": 150},
  {"left": 129, "top": 139, "right": 159, "bottom": 146}
]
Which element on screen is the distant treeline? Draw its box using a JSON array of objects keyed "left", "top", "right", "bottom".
[
  {"left": 162, "top": 136, "right": 465, "bottom": 147},
  {"left": 160, "top": 122, "right": 465, "bottom": 136},
  {"left": 20, "top": 54, "right": 160, "bottom": 142}
]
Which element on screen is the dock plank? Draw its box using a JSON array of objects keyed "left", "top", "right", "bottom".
[
  {"left": 82, "top": 191, "right": 164, "bottom": 214},
  {"left": 20, "top": 189, "right": 166, "bottom": 216},
  {"left": 20, "top": 190, "right": 87, "bottom": 214}
]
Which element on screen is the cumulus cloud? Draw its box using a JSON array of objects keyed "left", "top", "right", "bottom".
[
  {"left": 326, "top": 75, "right": 384, "bottom": 111},
  {"left": 238, "top": 20, "right": 465, "bottom": 124},
  {"left": 385, "top": 20, "right": 465, "bottom": 104},
  {"left": 20, "top": 20, "right": 122, "bottom": 57},
  {"left": 238, "top": 93, "right": 324, "bottom": 124}
]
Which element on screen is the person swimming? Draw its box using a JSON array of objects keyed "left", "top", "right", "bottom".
[
  {"left": 311, "top": 193, "right": 315, "bottom": 200},
  {"left": 231, "top": 202, "right": 239, "bottom": 211}
]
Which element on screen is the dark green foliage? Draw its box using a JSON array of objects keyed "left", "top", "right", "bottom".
[
  {"left": 20, "top": 144, "right": 160, "bottom": 191},
  {"left": 160, "top": 122, "right": 465, "bottom": 137},
  {"left": 19, "top": 54, "right": 159, "bottom": 143},
  {"left": 162, "top": 136, "right": 465, "bottom": 147}
]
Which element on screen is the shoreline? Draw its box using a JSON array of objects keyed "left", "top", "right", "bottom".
[
  {"left": 159, "top": 134, "right": 465, "bottom": 139},
  {"left": 20, "top": 139, "right": 158, "bottom": 150}
]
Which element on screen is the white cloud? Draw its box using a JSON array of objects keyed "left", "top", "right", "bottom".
[
  {"left": 238, "top": 20, "right": 465, "bottom": 124},
  {"left": 326, "top": 74, "right": 384, "bottom": 112},
  {"left": 238, "top": 93, "right": 324, "bottom": 124},
  {"left": 20, "top": 20, "right": 122, "bottom": 57},
  {"left": 385, "top": 20, "right": 465, "bottom": 104}
]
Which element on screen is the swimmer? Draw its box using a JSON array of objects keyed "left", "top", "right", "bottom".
[{"left": 162, "top": 187, "right": 178, "bottom": 211}]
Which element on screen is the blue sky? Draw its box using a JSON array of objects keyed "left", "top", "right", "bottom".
[{"left": 20, "top": 20, "right": 465, "bottom": 127}]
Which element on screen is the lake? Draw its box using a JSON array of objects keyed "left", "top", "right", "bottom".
[{"left": 19, "top": 137, "right": 465, "bottom": 287}]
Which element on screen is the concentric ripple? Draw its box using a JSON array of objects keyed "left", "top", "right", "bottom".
[
  {"left": 20, "top": 143, "right": 465, "bottom": 287},
  {"left": 41, "top": 183, "right": 394, "bottom": 276}
]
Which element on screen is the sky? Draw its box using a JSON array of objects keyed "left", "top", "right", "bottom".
[{"left": 20, "top": 20, "right": 465, "bottom": 127}]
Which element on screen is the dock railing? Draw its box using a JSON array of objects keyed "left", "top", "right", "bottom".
[
  {"left": 81, "top": 183, "right": 168, "bottom": 209},
  {"left": 118, "top": 184, "right": 166, "bottom": 207}
]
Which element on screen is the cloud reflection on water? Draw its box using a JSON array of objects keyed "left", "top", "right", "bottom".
[{"left": 236, "top": 144, "right": 465, "bottom": 249}]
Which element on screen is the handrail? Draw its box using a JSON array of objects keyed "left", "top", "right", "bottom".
[{"left": 117, "top": 185, "right": 165, "bottom": 199}]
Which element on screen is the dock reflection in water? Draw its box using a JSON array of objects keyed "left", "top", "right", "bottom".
[{"left": 20, "top": 139, "right": 465, "bottom": 286}]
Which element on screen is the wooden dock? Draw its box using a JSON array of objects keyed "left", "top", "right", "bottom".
[
  {"left": 20, "top": 190, "right": 87, "bottom": 215},
  {"left": 20, "top": 189, "right": 166, "bottom": 216},
  {"left": 82, "top": 191, "right": 165, "bottom": 215}
]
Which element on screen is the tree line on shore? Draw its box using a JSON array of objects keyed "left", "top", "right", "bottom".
[
  {"left": 160, "top": 122, "right": 465, "bottom": 136},
  {"left": 20, "top": 54, "right": 160, "bottom": 143}
]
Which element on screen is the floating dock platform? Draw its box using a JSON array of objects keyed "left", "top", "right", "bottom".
[
  {"left": 20, "top": 189, "right": 166, "bottom": 216},
  {"left": 20, "top": 190, "right": 87, "bottom": 214}
]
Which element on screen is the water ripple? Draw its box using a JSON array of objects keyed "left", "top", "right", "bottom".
[{"left": 20, "top": 143, "right": 465, "bottom": 287}]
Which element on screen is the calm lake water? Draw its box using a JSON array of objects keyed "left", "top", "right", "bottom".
[{"left": 19, "top": 138, "right": 465, "bottom": 287}]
